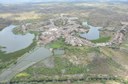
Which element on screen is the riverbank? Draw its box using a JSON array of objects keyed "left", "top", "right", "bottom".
[{"left": 0, "top": 38, "right": 37, "bottom": 74}]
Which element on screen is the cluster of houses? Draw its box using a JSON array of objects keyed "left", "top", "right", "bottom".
[
  {"left": 38, "top": 14, "right": 94, "bottom": 46},
  {"left": 95, "top": 22, "right": 128, "bottom": 47},
  {"left": 89, "top": 22, "right": 128, "bottom": 47},
  {"left": 20, "top": 14, "right": 128, "bottom": 47},
  {"left": 112, "top": 24, "right": 128, "bottom": 45}
]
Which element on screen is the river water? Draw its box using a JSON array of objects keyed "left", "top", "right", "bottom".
[
  {"left": 0, "top": 25, "right": 35, "bottom": 53},
  {"left": 80, "top": 22, "right": 101, "bottom": 40}
]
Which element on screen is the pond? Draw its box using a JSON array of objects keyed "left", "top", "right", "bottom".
[
  {"left": 54, "top": 49, "right": 65, "bottom": 55},
  {"left": 0, "top": 25, "right": 35, "bottom": 53},
  {"left": 80, "top": 22, "right": 101, "bottom": 40}
]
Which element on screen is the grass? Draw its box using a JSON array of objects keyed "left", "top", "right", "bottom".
[
  {"left": 15, "top": 72, "right": 30, "bottom": 78},
  {"left": 64, "top": 45, "right": 100, "bottom": 55},
  {"left": 11, "top": 55, "right": 123, "bottom": 83},
  {"left": 10, "top": 80, "right": 122, "bottom": 84},
  {"left": 47, "top": 38, "right": 66, "bottom": 49},
  {"left": 26, "top": 56, "right": 87, "bottom": 75},
  {"left": 11, "top": 45, "right": 125, "bottom": 83},
  {"left": 48, "top": 37, "right": 100, "bottom": 54},
  {"left": 11, "top": 45, "right": 101, "bottom": 82},
  {"left": 91, "top": 37, "right": 111, "bottom": 43},
  {"left": 11, "top": 56, "right": 88, "bottom": 82}
]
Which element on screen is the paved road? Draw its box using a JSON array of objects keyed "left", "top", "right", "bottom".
[{"left": 0, "top": 47, "right": 52, "bottom": 83}]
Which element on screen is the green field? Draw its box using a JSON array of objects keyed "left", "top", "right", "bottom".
[
  {"left": 47, "top": 38, "right": 66, "bottom": 49},
  {"left": 91, "top": 37, "right": 111, "bottom": 43},
  {"left": 11, "top": 44, "right": 125, "bottom": 83}
]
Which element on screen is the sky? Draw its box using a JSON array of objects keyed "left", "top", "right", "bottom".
[{"left": 0, "top": 0, "right": 127, "bottom": 4}]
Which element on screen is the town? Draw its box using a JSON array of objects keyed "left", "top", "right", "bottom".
[
  {"left": 20, "top": 14, "right": 128, "bottom": 47},
  {"left": 0, "top": 1, "right": 128, "bottom": 83}
]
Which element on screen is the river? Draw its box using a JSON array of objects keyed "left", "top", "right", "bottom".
[{"left": 0, "top": 25, "right": 35, "bottom": 53}]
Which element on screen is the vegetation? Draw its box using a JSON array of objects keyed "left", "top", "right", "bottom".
[
  {"left": 11, "top": 56, "right": 87, "bottom": 82},
  {"left": 15, "top": 72, "right": 30, "bottom": 78},
  {"left": 12, "top": 26, "right": 24, "bottom": 35},
  {"left": 91, "top": 37, "right": 111, "bottom": 43},
  {"left": 1, "top": 2, "right": 128, "bottom": 83},
  {"left": 10, "top": 80, "right": 124, "bottom": 84},
  {"left": 11, "top": 56, "right": 123, "bottom": 83},
  {"left": 64, "top": 46, "right": 100, "bottom": 55},
  {"left": 10, "top": 43, "right": 128, "bottom": 84},
  {"left": 47, "top": 38, "right": 66, "bottom": 49},
  {"left": 54, "top": 18, "right": 68, "bottom": 27},
  {"left": 0, "top": 39, "right": 37, "bottom": 72},
  {"left": 28, "top": 56, "right": 87, "bottom": 75},
  {"left": 13, "top": 26, "right": 41, "bottom": 35},
  {"left": 48, "top": 37, "right": 100, "bottom": 53}
]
